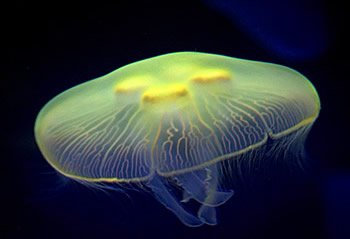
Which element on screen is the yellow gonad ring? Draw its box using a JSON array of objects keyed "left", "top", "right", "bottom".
[
  {"left": 190, "top": 69, "right": 232, "bottom": 84},
  {"left": 142, "top": 83, "right": 189, "bottom": 103}
]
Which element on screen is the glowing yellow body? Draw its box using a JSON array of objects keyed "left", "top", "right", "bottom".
[
  {"left": 34, "top": 52, "right": 320, "bottom": 226},
  {"left": 35, "top": 52, "right": 320, "bottom": 182}
]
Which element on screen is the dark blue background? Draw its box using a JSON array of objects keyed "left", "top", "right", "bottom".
[{"left": 3, "top": 1, "right": 348, "bottom": 238}]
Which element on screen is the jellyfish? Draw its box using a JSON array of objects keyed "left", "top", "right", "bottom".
[{"left": 34, "top": 52, "right": 320, "bottom": 227}]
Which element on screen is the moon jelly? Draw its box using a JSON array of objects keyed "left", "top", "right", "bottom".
[{"left": 34, "top": 52, "right": 320, "bottom": 226}]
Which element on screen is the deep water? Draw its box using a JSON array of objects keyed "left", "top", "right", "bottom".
[{"left": 4, "top": 1, "right": 348, "bottom": 239}]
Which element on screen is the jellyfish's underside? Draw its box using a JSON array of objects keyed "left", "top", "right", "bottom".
[{"left": 34, "top": 52, "right": 320, "bottom": 226}]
